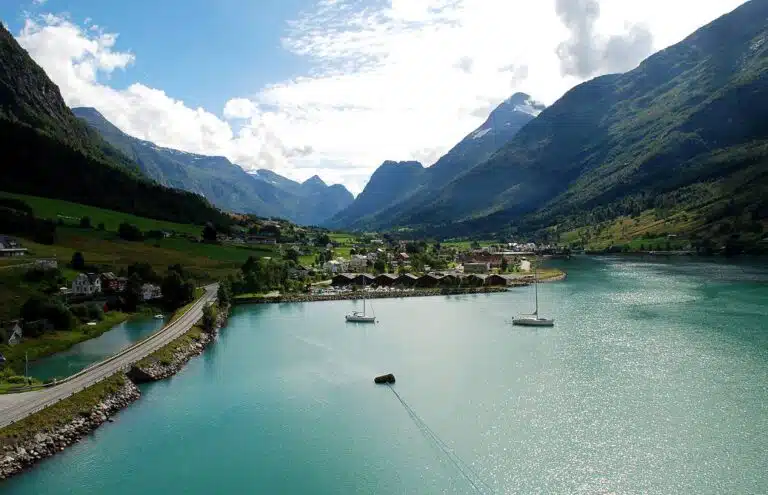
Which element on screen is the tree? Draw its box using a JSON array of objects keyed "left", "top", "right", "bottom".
[
  {"left": 20, "top": 295, "right": 76, "bottom": 334},
  {"left": 123, "top": 262, "right": 159, "bottom": 283},
  {"left": 201, "top": 303, "right": 218, "bottom": 332},
  {"left": 284, "top": 248, "right": 300, "bottom": 263},
  {"left": 161, "top": 270, "right": 195, "bottom": 309},
  {"left": 123, "top": 273, "right": 143, "bottom": 311},
  {"left": 501, "top": 257, "right": 509, "bottom": 272},
  {"left": 71, "top": 251, "right": 85, "bottom": 270},
  {"left": 217, "top": 281, "right": 232, "bottom": 306},
  {"left": 97, "top": 222, "right": 106, "bottom": 230},
  {"left": 79, "top": 216, "right": 92, "bottom": 228},
  {"left": 373, "top": 259, "right": 386, "bottom": 274},
  {"left": 202, "top": 222, "right": 218, "bottom": 242},
  {"left": 118, "top": 222, "right": 143, "bottom": 241},
  {"left": 316, "top": 233, "right": 331, "bottom": 246}
]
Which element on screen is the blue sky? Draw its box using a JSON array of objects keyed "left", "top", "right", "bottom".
[
  {"left": 0, "top": 0, "right": 748, "bottom": 193},
  {"left": 0, "top": 0, "right": 310, "bottom": 111}
]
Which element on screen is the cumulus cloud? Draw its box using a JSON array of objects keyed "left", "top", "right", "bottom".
[
  {"left": 17, "top": 15, "right": 297, "bottom": 175},
  {"left": 13, "top": 1, "right": 750, "bottom": 193},
  {"left": 555, "top": 0, "right": 654, "bottom": 78}
]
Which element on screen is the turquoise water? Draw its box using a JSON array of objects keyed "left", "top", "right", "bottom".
[
  {"left": 5, "top": 257, "right": 768, "bottom": 494},
  {"left": 28, "top": 316, "right": 167, "bottom": 382}
]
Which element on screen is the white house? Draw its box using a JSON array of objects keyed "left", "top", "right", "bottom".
[
  {"left": 348, "top": 255, "right": 368, "bottom": 272},
  {"left": 519, "top": 259, "right": 532, "bottom": 272},
  {"left": 366, "top": 251, "right": 378, "bottom": 262},
  {"left": 323, "top": 259, "right": 348, "bottom": 274},
  {"left": 141, "top": 283, "right": 162, "bottom": 301},
  {"left": 72, "top": 273, "right": 102, "bottom": 296},
  {"left": 0, "top": 235, "right": 28, "bottom": 257},
  {"left": 7, "top": 321, "right": 22, "bottom": 346}
]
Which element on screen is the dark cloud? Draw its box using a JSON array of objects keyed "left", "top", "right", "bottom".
[{"left": 555, "top": 0, "right": 653, "bottom": 78}]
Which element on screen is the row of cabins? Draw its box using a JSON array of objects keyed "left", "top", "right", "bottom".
[{"left": 331, "top": 273, "right": 529, "bottom": 288}]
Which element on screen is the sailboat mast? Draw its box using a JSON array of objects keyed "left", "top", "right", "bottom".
[
  {"left": 363, "top": 277, "right": 366, "bottom": 315},
  {"left": 534, "top": 263, "right": 538, "bottom": 316}
]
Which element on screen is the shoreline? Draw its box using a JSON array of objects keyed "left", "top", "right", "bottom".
[
  {"left": 0, "top": 304, "right": 230, "bottom": 481},
  {"left": 233, "top": 273, "right": 567, "bottom": 305}
]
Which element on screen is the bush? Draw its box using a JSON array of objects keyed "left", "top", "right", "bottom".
[
  {"left": 6, "top": 376, "right": 27, "bottom": 384},
  {"left": 79, "top": 216, "right": 92, "bottom": 228},
  {"left": 118, "top": 222, "right": 143, "bottom": 241},
  {"left": 71, "top": 251, "right": 85, "bottom": 270},
  {"left": 20, "top": 295, "right": 76, "bottom": 334}
]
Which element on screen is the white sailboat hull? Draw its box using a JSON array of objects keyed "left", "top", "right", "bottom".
[
  {"left": 345, "top": 314, "right": 376, "bottom": 323},
  {"left": 512, "top": 315, "right": 554, "bottom": 327}
]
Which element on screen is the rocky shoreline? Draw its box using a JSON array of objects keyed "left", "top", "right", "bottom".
[
  {"left": 0, "top": 303, "right": 231, "bottom": 482},
  {"left": 0, "top": 379, "right": 141, "bottom": 480},
  {"left": 236, "top": 286, "right": 511, "bottom": 304},
  {"left": 129, "top": 303, "right": 229, "bottom": 383}
]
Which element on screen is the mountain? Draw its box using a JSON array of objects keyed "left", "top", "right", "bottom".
[
  {"left": 73, "top": 108, "right": 354, "bottom": 225},
  {"left": 0, "top": 24, "right": 229, "bottom": 227},
  {"left": 361, "top": 0, "right": 768, "bottom": 240},
  {"left": 329, "top": 161, "right": 427, "bottom": 227},
  {"left": 330, "top": 93, "right": 543, "bottom": 229}
]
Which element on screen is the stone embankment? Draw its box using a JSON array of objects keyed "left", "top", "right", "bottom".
[
  {"left": 0, "top": 379, "right": 140, "bottom": 480},
  {"left": 0, "top": 303, "right": 231, "bottom": 481},
  {"left": 128, "top": 303, "right": 229, "bottom": 383},
  {"left": 236, "top": 286, "right": 511, "bottom": 304}
]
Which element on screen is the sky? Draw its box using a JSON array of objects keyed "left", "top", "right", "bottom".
[{"left": 0, "top": 0, "right": 749, "bottom": 194}]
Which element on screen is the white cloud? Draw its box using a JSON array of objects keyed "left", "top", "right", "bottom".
[
  {"left": 15, "top": 1, "right": 748, "bottom": 194},
  {"left": 17, "top": 15, "right": 298, "bottom": 180}
]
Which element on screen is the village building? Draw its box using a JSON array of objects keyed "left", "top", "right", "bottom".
[
  {"left": 100, "top": 272, "right": 128, "bottom": 293},
  {"left": 463, "top": 262, "right": 491, "bottom": 274},
  {"left": 348, "top": 255, "right": 369, "bottom": 272},
  {"left": 394, "top": 273, "right": 418, "bottom": 287},
  {"left": 351, "top": 273, "right": 376, "bottom": 286},
  {"left": 7, "top": 320, "right": 23, "bottom": 346},
  {"left": 331, "top": 273, "right": 355, "bottom": 287},
  {"left": 485, "top": 274, "right": 509, "bottom": 287},
  {"left": 374, "top": 273, "right": 397, "bottom": 286},
  {"left": 141, "top": 283, "right": 162, "bottom": 301},
  {"left": 72, "top": 273, "right": 102, "bottom": 296},
  {"left": 464, "top": 274, "right": 488, "bottom": 287},
  {"left": 323, "top": 259, "right": 348, "bottom": 274},
  {"left": 416, "top": 274, "right": 440, "bottom": 288},
  {"left": 0, "top": 235, "right": 28, "bottom": 257}
]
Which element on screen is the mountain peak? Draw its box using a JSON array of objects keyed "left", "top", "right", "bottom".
[
  {"left": 303, "top": 175, "right": 327, "bottom": 187},
  {"left": 496, "top": 92, "right": 546, "bottom": 117}
]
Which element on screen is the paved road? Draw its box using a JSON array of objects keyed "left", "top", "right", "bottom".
[{"left": 0, "top": 284, "right": 218, "bottom": 429}]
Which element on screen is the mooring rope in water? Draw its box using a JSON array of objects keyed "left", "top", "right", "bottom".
[{"left": 387, "top": 385, "right": 494, "bottom": 494}]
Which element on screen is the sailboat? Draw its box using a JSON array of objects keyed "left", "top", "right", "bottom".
[
  {"left": 346, "top": 276, "right": 376, "bottom": 323},
  {"left": 513, "top": 264, "right": 554, "bottom": 327}
]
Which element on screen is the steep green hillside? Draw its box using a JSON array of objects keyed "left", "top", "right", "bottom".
[
  {"left": 331, "top": 94, "right": 543, "bottom": 229},
  {"left": 379, "top": 1, "right": 768, "bottom": 244},
  {"left": 329, "top": 161, "right": 427, "bottom": 228},
  {"left": 0, "top": 24, "right": 229, "bottom": 227}
]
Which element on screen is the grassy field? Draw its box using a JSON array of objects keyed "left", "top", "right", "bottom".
[
  {"left": 441, "top": 240, "right": 497, "bottom": 249},
  {"left": 0, "top": 373, "right": 128, "bottom": 447},
  {"left": 0, "top": 192, "right": 203, "bottom": 236},
  {"left": 559, "top": 209, "right": 700, "bottom": 251},
  {"left": 9, "top": 227, "right": 274, "bottom": 283},
  {"left": 329, "top": 232, "right": 355, "bottom": 245}
]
